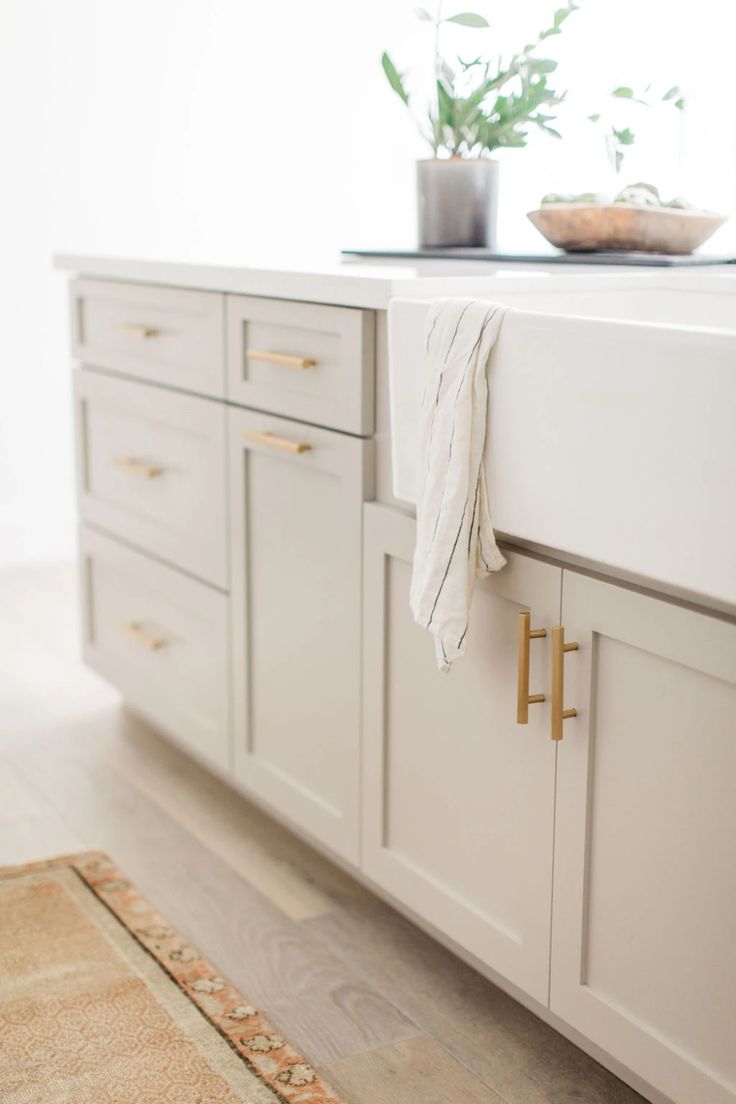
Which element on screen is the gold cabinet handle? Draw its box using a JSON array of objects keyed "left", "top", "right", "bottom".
[
  {"left": 516, "top": 612, "right": 547, "bottom": 724},
  {"left": 122, "top": 621, "right": 166, "bottom": 651},
  {"left": 244, "top": 430, "right": 312, "bottom": 455},
  {"left": 113, "top": 457, "right": 163, "bottom": 479},
  {"left": 246, "top": 348, "right": 316, "bottom": 370},
  {"left": 120, "top": 323, "right": 159, "bottom": 338},
  {"left": 551, "top": 625, "right": 579, "bottom": 741}
]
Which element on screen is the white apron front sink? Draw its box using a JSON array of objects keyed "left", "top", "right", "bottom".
[{"left": 391, "top": 275, "right": 736, "bottom": 610}]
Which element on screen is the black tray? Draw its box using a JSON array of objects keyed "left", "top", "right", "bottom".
[{"left": 341, "top": 247, "right": 735, "bottom": 267}]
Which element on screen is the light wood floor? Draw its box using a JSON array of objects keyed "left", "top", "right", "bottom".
[{"left": 0, "top": 561, "right": 647, "bottom": 1104}]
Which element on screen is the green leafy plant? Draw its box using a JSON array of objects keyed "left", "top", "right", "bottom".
[
  {"left": 381, "top": 2, "right": 581, "bottom": 158},
  {"left": 588, "top": 84, "right": 685, "bottom": 173}
]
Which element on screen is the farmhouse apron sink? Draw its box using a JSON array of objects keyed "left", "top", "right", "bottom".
[{"left": 393, "top": 274, "right": 736, "bottom": 610}]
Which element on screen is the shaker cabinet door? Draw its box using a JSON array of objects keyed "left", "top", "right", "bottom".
[
  {"left": 552, "top": 570, "right": 736, "bottom": 1104},
  {"left": 362, "top": 504, "right": 562, "bottom": 1002},
  {"left": 228, "top": 407, "right": 372, "bottom": 863}
]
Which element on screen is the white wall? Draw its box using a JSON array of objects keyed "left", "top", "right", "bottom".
[{"left": 1, "top": 0, "right": 734, "bottom": 563}]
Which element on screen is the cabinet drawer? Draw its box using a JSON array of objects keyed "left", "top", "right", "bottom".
[
  {"left": 71, "top": 279, "right": 225, "bottom": 397},
  {"left": 80, "top": 527, "right": 230, "bottom": 772},
  {"left": 226, "top": 294, "right": 375, "bottom": 435},
  {"left": 74, "top": 371, "right": 227, "bottom": 589}
]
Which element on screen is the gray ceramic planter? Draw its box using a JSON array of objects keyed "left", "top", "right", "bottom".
[{"left": 417, "top": 158, "right": 499, "bottom": 248}]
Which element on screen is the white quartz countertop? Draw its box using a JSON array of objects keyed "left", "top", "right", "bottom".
[{"left": 54, "top": 252, "right": 736, "bottom": 311}]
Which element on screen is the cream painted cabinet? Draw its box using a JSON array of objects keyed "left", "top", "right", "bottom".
[
  {"left": 362, "top": 504, "right": 562, "bottom": 1002},
  {"left": 74, "top": 370, "right": 228, "bottom": 588},
  {"left": 362, "top": 504, "right": 736, "bottom": 1104},
  {"left": 80, "top": 526, "right": 230, "bottom": 773},
  {"left": 226, "top": 294, "right": 375, "bottom": 435},
  {"left": 64, "top": 268, "right": 736, "bottom": 1104},
  {"left": 71, "top": 279, "right": 225, "bottom": 398},
  {"left": 228, "top": 406, "right": 373, "bottom": 863},
  {"left": 552, "top": 571, "right": 736, "bottom": 1104}
]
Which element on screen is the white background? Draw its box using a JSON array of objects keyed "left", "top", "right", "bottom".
[{"left": 1, "top": 0, "right": 734, "bottom": 563}]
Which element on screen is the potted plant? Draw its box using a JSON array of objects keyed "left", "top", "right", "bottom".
[{"left": 381, "top": 2, "right": 580, "bottom": 249}]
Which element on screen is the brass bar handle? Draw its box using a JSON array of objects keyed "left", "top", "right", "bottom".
[
  {"left": 113, "top": 457, "right": 163, "bottom": 479},
  {"left": 244, "top": 430, "right": 312, "bottom": 455},
  {"left": 122, "top": 621, "right": 166, "bottom": 652},
  {"left": 516, "top": 611, "right": 547, "bottom": 724},
  {"left": 246, "top": 348, "right": 316, "bottom": 370},
  {"left": 120, "top": 323, "right": 159, "bottom": 338},
  {"left": 550, "top": 625, "right": 579, "bottom": 741}
]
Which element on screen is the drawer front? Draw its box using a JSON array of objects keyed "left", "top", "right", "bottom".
[
  {"left": 74, "top": 371, "right": 228, "bottom": 589},
  {"left": 80, "top": 527, "right": 230, "bottom": 772},
  {"left": 226, "top": 295, "right": 375, "bottom": 435},
  {"left": 71, "top": 279, "right": 225, "bottom": 397}
]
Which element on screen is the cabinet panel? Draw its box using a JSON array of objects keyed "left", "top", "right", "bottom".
[
  {"left": 228, "top": 407, "right": 372, "bottom": 863},
  {"left": 71, "top": 279, "right": 225, "bottom": 397},
  {"left": 362, "top": 504, "right": 562, "bottom": 1001},
  {"left": 74, "top": 371, "right": 228, "bottom": 588},
  {"left": 552, "top": 570, "right": 736, "bottom": 1104},
  {"left": 226, "top": 294, "right": 375, "bottom": 435},
  {"left": 80, "top": 526, "right": 230, "bottom": 772}
]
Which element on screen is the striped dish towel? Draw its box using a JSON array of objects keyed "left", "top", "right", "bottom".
[{"left": 410, "top": 299, "right": 508, "bottom": 672}]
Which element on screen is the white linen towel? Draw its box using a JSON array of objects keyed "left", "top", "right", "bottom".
[{"left": 410, "top": 298, "right": 508, "bottom": 672}]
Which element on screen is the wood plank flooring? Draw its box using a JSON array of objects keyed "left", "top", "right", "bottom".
[{"left": 0, "top": 561, "right": 647, "bottom": 1104}]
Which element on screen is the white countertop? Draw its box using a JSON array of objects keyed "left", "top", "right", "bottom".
[{"left": 54, "top": 252, "right": 736, "bottom": 311}]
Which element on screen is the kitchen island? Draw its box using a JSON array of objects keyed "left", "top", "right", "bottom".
[{"left": 57, "top": 253, "right": 736, "bottom": 1104}]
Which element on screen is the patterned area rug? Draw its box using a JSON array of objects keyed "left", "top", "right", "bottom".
[{"left": 0, "top": 851, "right": 344, "bottom": 1104}]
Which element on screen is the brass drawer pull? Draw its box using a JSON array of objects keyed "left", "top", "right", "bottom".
[
  {"left": 551, "top": 625, "right": 579, "bottom": 741},
  {"left": 247, "top": 348, "right": 316, "bottom": 370},
  {"left": 113, "top": 457, "right": 163, "bottom": 479},
  {"left": 516, "top": 612, "right": 547, "bottom": 724},
  {"left": 122, "top": 621, "right": 166, "bottom": 651},
  {"left": 244, "top": 430, "right": 312, "bottom": 455},
  {"left": 120, "top": 323, "right": 159, "bottom": 338}
]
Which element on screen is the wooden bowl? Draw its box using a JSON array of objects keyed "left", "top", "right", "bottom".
[{"left": 527, "top": 203, "right": 726, "bottom": 255}]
